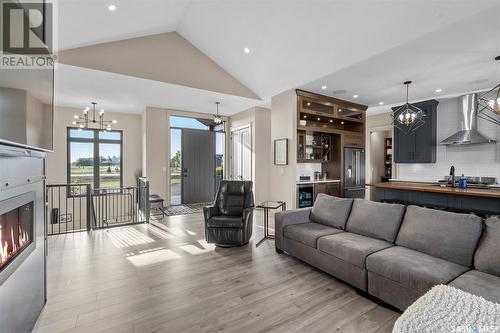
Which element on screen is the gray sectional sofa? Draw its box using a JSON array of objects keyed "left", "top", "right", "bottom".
[{"left": 275, "top": 193, "right": 500, "bottom": 310}]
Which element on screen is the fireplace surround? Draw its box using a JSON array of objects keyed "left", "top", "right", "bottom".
[
  {"left": 0, "top": 192, "right": 36, "bottom": 285},
  {"left": 0, "top": 144, "right": 46, "bottom": 332}
]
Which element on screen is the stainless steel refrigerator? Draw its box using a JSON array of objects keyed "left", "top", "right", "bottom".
[{"left": 344, "top": 147, "right": 366, "bottom": 198}]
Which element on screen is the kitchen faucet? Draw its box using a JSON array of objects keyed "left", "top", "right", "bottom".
[{"left": 450, "top": 165, "right": 455, "bottom": 187}]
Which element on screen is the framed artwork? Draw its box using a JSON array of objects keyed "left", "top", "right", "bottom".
[{"left": 274, "top": 139, "right": 288, "bottom": 165}]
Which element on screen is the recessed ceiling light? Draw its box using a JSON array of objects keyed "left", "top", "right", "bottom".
[
  {"left": 243, "top": 47, "right": 250, "bottom": 54},
  {"left": 321, "top": 86, "right": 327, "bottom": 90},
  {"left": 108, "top": 4, "right": 117, "bottom": 11},
  {"left": 435, "top": 89, "right": 442, "bottom": 93},
  {"left": 378, "top": 102, "right": 384, "bottom": 105},
  {"left": 353, "top": 95, "right": 359, "bottom": 98}
]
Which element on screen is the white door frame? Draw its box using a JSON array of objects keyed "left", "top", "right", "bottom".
[{"left": 230, "top": 123, "right": 253, "bottom": 181}]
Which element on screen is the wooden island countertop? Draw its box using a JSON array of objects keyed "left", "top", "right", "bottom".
[{"left": 368, "top": 182, "right": 500, "bottom": 199}]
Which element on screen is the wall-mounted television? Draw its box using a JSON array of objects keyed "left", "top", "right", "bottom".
[{"left": 0, "top": 0, "right": 54, "bottom": 151}]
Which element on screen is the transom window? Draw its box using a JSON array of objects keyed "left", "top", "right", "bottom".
[{"left": 67, "top": 128, "right": 123, "bottom": 190}]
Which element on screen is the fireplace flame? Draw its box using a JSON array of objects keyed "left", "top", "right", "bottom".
[{"left": 0, "top": 224, "right": 30, "bottom": 268}]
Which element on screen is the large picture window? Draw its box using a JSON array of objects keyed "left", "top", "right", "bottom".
[{"left": 67, "top": 128, "right": 123, "bottom": 190}]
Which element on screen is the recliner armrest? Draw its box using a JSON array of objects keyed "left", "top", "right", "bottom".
[
  {"left": 203, "top": 205, "right": 219, "bottom": 221},
  {"left": 275, "top": 208, "right": 312, "bottom": 250}
]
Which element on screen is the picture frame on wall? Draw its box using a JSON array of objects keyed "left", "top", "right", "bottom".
[{"left": 274, "top": 138, "right": 288, "bottom": 165}]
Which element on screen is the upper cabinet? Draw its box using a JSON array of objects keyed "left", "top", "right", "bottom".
[
  {"left": 296, "top": 90, "right": 367, "bottom": 136},
  {"left": 393, "top": 100, "right": 438, "bottom": 163}
]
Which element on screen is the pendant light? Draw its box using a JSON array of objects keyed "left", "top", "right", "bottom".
[
  {"left": 391, "top": 81, "right": 425, "bottom": 134},
  {"left": 477, "top": 56, "right": 500, "bottom": 126},
  {"left": 213, "top": 101, "right": 223, "bottom": 124},
  {"left": 72, "top": 102, "right": 117, "bottom": 131}
]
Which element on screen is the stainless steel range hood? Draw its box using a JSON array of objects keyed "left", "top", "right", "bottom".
[{"left": 440, "top": 93, "right": 495, "bottom": 145}]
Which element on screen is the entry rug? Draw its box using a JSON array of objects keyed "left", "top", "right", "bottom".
[
  {"left": 161, "top": 203, "right": 210, "bottom": 217},
  {"left": 393, "top": 285, "right": 500, "bottom": 333}
]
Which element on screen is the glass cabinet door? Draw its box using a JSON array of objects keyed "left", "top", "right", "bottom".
[
  {"left": 337, "top": 107, "right": 363, "bottom": 120},
  {"left": 302, "top": 100, "right": 334, "bottom": 115}
]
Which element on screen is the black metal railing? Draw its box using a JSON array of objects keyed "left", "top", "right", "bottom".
[
  {"left": 46, "top": 182, "right": 149, "bottom": 235},
  {"left": 91, "top": 185, "right": 148, "bottom": 229},
  {"left": 46, "top": 184, "right": 92, "bottom": 235}
]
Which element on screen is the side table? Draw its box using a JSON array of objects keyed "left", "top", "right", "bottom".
[{"left": 255, "top": 201, "right": 286, "bottom": 247}]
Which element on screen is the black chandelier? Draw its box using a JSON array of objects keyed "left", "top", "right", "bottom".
[
  {"left": 391, "top": 81, "right": 425, "bottom": 134},
  {"left": 213, "top": 101, "right": 223, "bottom": 125},
  {"left": 477, "top": 55, "right": 500, "bottom": 126},
  {"left": 72, "top": 102, "right": 117, "bottom": 131}
]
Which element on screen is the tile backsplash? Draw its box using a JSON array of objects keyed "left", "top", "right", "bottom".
[
  {"left": 297, "top": 163, "right": 322, "bottom": 180},
  {"left": 397, "top": 97, "right": 500, "bottom": 183}
]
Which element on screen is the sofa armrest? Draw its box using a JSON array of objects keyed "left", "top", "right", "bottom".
[{"left": 275, "top": 208, "right": 312, "bottom": 251}]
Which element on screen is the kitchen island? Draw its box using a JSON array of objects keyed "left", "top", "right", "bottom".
[{"left": 369, "top": 181, "right": 500, "bottom": 216}]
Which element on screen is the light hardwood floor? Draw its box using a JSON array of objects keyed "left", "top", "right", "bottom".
[{"left": 33, "top": 211, "right": 399, "bottom": 333}]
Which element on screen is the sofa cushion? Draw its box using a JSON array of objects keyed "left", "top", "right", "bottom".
[
  {"left": 284, "top": 222, "right": 343, "bottom": 248},
  {"left": 366, "top": 246, "right": 469, "bottom": 294},
  {"left": 317, "top": 232, "right": 393, "bottom": 268},
  {"left": 474, "top": 217, "right": 500, "bottom": 276},
  {"left": 396, "top": 205, "right": 483, "bottom": 267},
  {"left": 449, "top": 270, "right": 500, "bottom": 304},
  {"left": 345, "top": 199, "right": 405, "bottom": 242},
  {"left": 310, "top": 194, "right": 353, "bottom": 229},
  {"left": 206, "top": 216, "right": 243, "bottom": 228}
]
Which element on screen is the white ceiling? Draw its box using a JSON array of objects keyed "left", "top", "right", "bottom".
[
  {"left": 57, "top": 0, "right": 190, "bottom": 50},
  {"left": 300, "top": 1, "right": 500, "bottom": 112},
  {"left": 54, "top": 64, "right": 260, "bottom": 115},
  {"left": 54, "top": 0, "right": 500, "bottom": 115}
]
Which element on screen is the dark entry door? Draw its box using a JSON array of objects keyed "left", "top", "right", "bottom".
[{"left": 181, "top": 129, "right": 216, "bottom": 204}]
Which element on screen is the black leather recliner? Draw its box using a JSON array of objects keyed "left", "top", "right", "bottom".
[{"left": 203, "top": 180, "right": 254, "bottom": 247}]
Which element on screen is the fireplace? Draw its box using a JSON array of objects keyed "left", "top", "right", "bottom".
[{"left": 0, "top": 192, "right": 36, "bottom": 285}]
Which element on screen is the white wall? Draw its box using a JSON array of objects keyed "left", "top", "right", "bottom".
[
  {"left": 46, "top": 106, "right": 143, "bottom": 187},
  {"left": 366, "top": 96, "right": 500, "bottom": 182},
  {"left": 270, "top": 90, "right": 297, "bottom": 208}
]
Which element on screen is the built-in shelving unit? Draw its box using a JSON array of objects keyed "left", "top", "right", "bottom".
[
  {"left": 296, "top": 90, "right": 368, "bottom": 198},
  {"left": 382, "top": 137, "right": 392, "bottom": 182}
]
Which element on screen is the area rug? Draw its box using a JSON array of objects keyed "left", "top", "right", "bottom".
[
  {"left": 393, "top": 285, "right": 500, "bottom": 333},
  {"left": 161, "top": 203, "right": 210, "bottom": 216}
]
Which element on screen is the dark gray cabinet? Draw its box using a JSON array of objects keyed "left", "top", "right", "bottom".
[{"left": 393, "top": 100, "right": 438, "bottom": 163}]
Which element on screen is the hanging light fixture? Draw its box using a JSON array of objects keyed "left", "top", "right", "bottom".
[
  {"left": 477, "top": 55, "right": 500, "bottom": 126},
  {"left": 213, "top": 101, "right": 223, "bottom": 124},
  {"left": 391, "top": 81, "right": 425, "bottom": 134},
  {"left": 72, "top": 102, "right": 117, "bottom": 131}
]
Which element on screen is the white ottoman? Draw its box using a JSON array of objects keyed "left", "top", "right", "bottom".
[{"left": 393, "top": 285, "right": 500, "bottom": 333}]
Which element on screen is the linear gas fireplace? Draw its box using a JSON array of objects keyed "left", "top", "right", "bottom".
[{"left": 0, "top": 192, "right": 36, "bottom": 285}]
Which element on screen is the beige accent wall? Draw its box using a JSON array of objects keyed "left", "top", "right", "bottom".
[
  {"left": 59, "top": 32, "right": 259, "bottom": 100},
  {"left": 26, "top": 93, "right": 52, "bottom": 150},
  {"left": 46, "top": 106, "right": 143, "bottom": 187},
  {"left": 229, "top": 107, "right": 271, "bottom": 203},
  {"left": 142, "top": 107, "right": 169, "bottom": 201},
  {"left": 270, "top": 90, "right": 297, "bottom": 209},
  {"left": 365, "top": 112, "right": 394, "bottom": 196}
]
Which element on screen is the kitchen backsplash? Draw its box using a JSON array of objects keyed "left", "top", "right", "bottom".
[
  {"left": 297, "top": 162, "right": 322, "bottom": 180},
  {"left": 397, "top": 97, "right": 500, "bottom": 182}
]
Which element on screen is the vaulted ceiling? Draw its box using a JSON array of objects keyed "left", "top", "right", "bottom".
[{"left": 55, "top": 0, "right": 500, "bottom": 115}]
